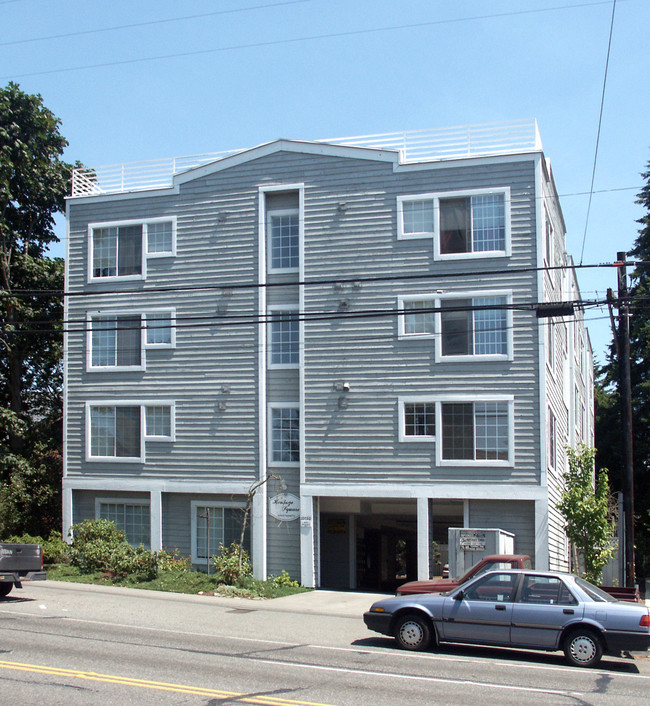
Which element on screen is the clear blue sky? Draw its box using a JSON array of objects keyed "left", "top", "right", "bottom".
[{"left": 3, "top": 0, "right": 648, "bottom": 362}]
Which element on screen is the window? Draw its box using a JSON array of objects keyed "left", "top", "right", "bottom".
[
  {"left": 269, "top": 310, "right": 299, "bottom": 366},
  {"left": 89, "top": 405, "right": 141, "bottom": 460},
  {"left": 442, "top": 401, "right": 510, "bottom": 462},
  {"left": 269, "top": 209, "right": 299, "bottom": 271},
  {"left": 145, "top": 405, "right": 172, "bottom": 439},
  {"left": 402, "top": 199, "right": 434, "bottom": 237},
  {"left": 399, "top": 397, "right": 512, "bottom": 463},
  {"left": 191, "top": 502, "right": 249, "bottom": 561},
  {"left": 545, "top": 208, "right": 554, "bottom": 266},
  {"left": 270, "top": 406, "right": 300, "bottom": 464},
  {"left": 403, "top": 402, "right": 435, "bottom": 439},
  {"left": 398, "top": 189, "right": 509, "bottom": 258},
  {"left": 548, "top": 409, "right": 557, "bottom": 471},
  {"left": 89, "top": 218, "right": 175, "bottom": 280},
  {"left": 464, "top": 572, "right": 516, "bottom": 602},
  {"left": 98, "top": 500, "right": 150, "bottom": 548},
  {"left": 403, "top": 299, "right": 435, "bottom": 336},
  {"left": 440, "top": 194, "right": 505, "bottom": 254},
  {"left": 90, "top": 314, "right": 142, "bottom": 369},
  {"left": 546, "top": 322, "right": 555, "bottom": 372},
  {"left": 87, "top": 402, "right": 174, "bottom": 461},
  {"left": 145, "top": 312, "right": 173, "bottom": 346},
  {"left": 520, "top": 575, "right": 577, "bottom": 605},
  {"left": 440, "top": 296, "right": 508, "bottom": 357}
]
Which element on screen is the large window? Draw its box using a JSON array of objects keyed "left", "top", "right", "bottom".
[
  {"left": 399, "top": 397, "right": 512, "bottom": 464},
  {"left": 88, "top": 310, "right": 174, "bottom": 371},
  {"left": 191, "top": 503, "right": 249, "bottom": 561},
  {"left": 398, "top": 189, "right": 509, "bottom": 259},
  {"left": 269, "top": 310, "right": 299, "bottom": 366},
  {"left": 440, "top": 194, "right": 505, "bottom": 254},
  {"left": 270, "top": 406, "right": 300, "bottom": 464},
  {"left": 440, "top": 296, "right": 508, "bottom": 357},
  {"left": 90, "top": 315, "right": 142, "bottom": 368},
  {"left": 87, "top": 402, "right": 174, "bottom": 461},
  {"left": 441, "top": 401, "right": 510, "bottom": 461},
  {"left": 268, "top": 210, "right": 299, "bottom": 271},
  {"left": 98, "top": 500, "right": 150, "bottom": 548},
  {"left": 89, "top": 218, "right": 175, "bottom": 280}
]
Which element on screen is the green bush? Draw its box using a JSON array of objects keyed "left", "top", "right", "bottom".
[
  {"left": 69, "top": 518, "right": 127, "bottom": 572},
  {"left": 157, "top": 547, "right": 192, "bottom": 574},
  {"left": 212, "top": 541, "right": 252, "bottom": 585},
  {"left": 270, "top": 569, "right": 299, "bottom": 588},
  {"left": 3, "top": 530, "right": 69, "bottom": 565}
]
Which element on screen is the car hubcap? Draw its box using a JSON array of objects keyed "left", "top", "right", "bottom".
[
  {"left": 570, "top": 635, "right": 596, "bottom": 663},
  {"left": 399, "top": 621, "right": 423, "bottom": 647}
]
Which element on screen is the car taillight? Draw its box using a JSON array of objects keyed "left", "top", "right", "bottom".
[
  {"left": 640, "top": 614, "right": 650, "bottom": 628},
  {"left": 40, "top": 547, "right": 44, "bottom": 570}
]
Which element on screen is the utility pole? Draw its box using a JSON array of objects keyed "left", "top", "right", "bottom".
[{"left": 615, "top": 251, "right": 635, "bottom": 587}]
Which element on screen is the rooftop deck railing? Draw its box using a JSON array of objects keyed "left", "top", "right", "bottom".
[{"left": 70, "top": 119, "right": 542, "bottom": 197}]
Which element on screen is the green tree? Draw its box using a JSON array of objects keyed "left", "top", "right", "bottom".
[
  {"left": 595, "top": 160, "right": 650, "bottom": 579},
  {"left": 557, "top": 444, "right": 616, "bottom": 584},
  {"left": 0, "top": 82, "right": 74, "bottom": 536}
]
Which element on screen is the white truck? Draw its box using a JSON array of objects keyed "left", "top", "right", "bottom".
[{"left": 0, "top": 543, "right": 47, "bottom": 596}]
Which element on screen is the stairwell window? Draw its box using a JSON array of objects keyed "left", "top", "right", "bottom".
[
  {"left": 269, "top": 309, "right": 300, "bottom": 367},
  {"left": 268, "top": 209, "right": 299, "bottom": 271},
  {"left": 270, "top": 405, "right": 300, "bottom": 465}
]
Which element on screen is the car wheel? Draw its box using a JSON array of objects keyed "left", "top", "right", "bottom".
[
  {"left": 0, "top": 583, "right": 13, "bottom": 597},
  {"left": 563, "top": 628, "right": 603, "bottom": 668},
  {"left": 395, "top": 614, "right": 432, "bottom": 651}
]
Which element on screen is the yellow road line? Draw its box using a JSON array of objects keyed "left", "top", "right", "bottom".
[{"left": 0, "top": 659, "right": 337, "bottom": 706}]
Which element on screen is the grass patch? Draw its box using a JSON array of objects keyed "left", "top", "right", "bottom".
[{"left": 46, "top": 563, "right": 310, "bottom": 599}]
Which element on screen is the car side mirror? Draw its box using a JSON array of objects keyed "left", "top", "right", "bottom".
[{"left": 454, "top": 589, "right": 465, "bottom": 601}]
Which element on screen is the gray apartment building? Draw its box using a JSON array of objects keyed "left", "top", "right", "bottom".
[{"left": 63, "top": 120, "right": 594, "bottom": 589}]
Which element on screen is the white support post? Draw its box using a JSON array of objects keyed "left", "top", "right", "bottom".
[
  {"left": 417, "top": 497, "right": 430, "bottom": 581},
  {"left": 300, "top": 495, "right": 315, "bottom": 588},
  {"left": 150, "top": 490, "right": 162, "bottom": 551}
]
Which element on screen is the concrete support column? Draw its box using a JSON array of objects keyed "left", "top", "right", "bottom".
[
  {"left": 417, "top": 497, "right": 430, "bottom": 581},
  {"left": 252, "top": 490, "right": 267, "bottom": 580},
  {"left": 535, "top": 497, "right": 549, "bottom": 570},
  {"left": 62, "top": 486, "right": 73, "bottom": 543}
]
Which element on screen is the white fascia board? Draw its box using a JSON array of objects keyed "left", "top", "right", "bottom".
[
  {"left": 62, "top": 477, "right": 255, "bottom": 495},
  {"left": 66, "top": 186, "right": 179, "bottom": 206},
  {"left": 300, "top": 484, "right": 547, "bottom": 501},
  {"left": 174, "top": 139, "right": 399, "bottom": 186},
  {"left": 394, "top": 151, "right": 540, "bottom": 174}
]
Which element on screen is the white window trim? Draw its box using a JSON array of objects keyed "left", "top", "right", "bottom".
[
  {"left": 397, "top": 188, "right": 511, "bottom": 261},
  {"left": 95, "top": 497, "right": 151, "bottom": 547},
  {"left": 397, "top": 293, "right": 437, "bottom": 340},
  {"left": 267, "top": 303, "right": 300, "bottom": 370},
  {"left": 85, "top": 400, "right": 175, "bottom": 463},
  {"left": 190, "top": 500, "right": 246, "bottom": 562},
  {"left": 267, "top": 207, "right": 300, "bottom": 275},
  {"left": 398, "top": 396, "right": 437, "bottom": 443},
  {"left": 87, "top": 216, "right": 177, "bottom": 283},
  {"left": 86, "top": 308, "right": 176, "bottom": 372},
  {"left": 397, "top": 395, "right": 514, "bottom": 466},
  {"left": 548, "top": 408, "right": 557, "bottom": 472},
  {"left": 434, "top": 290, "right": 513, "bottom": 362},
  {"left": 86, "top": 310, "right": 145, "bottom": 372},
  {"left": 267, "top": 402, "right": 300, "bottom": 468},
  {"left": 144, "top": 401, "right": 176, "bottom": 442},
  {"left": 144, "top": 308, "right": 176, "bottom": 350}
]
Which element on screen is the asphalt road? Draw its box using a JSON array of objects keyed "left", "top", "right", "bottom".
[{"left": 0, "top": 581, "right": 648, "bottom": 705}]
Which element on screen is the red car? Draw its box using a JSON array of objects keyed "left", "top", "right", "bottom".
[{"left": 397, "top": 555, "right": 533, "bottom": 595}]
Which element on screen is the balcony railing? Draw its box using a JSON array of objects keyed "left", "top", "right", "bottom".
[{"left": 70, "top": 119, "right": 542, "bottom": 197}]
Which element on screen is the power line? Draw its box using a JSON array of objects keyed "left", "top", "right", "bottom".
[
  {"left": 0, "top": 0, "right": 314, "bottom": 47},
  {"left": 2, "top": 1, "right": 621, "bottom": 80},
  {"left": 0, "top": 261, "right": 634, "bottom": 299},
  {"left": 579, "top": 0, "right": 617, "bottom": 265}
]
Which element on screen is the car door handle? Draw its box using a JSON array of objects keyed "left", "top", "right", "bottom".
[
  {"left": 495, "top": 604, "right": 506, "bottom": 611},
  {"left": 563, "top": 609, "right": 574, "bottom": 614}
]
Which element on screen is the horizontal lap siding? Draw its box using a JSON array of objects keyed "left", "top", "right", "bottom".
[
  {"left": 468, "top": 499, "right": 536, "bottom": 564},
  {"left": 301, "top": 158, "right": 541, "bottom": 486}
]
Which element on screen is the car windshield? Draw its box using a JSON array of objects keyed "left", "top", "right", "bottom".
[{"left": 575, "top": 577, "right": 618, "bottom": 602}]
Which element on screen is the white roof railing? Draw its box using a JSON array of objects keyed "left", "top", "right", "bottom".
[{"left": 70, "top": 119, "right": 542, "bottom": 197}]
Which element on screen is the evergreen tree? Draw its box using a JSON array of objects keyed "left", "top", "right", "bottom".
[
  {"left": 595, "top": 161, "right": 650, "bottom": 579},
  {"left": 0, "top": 82, "right": 74, "bottom": 536}
]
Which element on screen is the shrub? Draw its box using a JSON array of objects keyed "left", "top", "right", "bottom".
[
  {"left": 157, "top": 548, "right": 192, "bottom": 574},
  {"left": 3, "top": 530, "right": 69, "bottom": 565},
  {"left": 213, "top": 542, "right": 252, "bottom": 585},
  {"left": 68, "top": 519, "right": 127, "bottom": 572},
  {"left": 270, "top": 570, "right": 299, "bottom": 588}
]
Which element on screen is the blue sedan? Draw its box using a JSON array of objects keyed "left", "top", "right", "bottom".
[{"left": 363, "top": 569, "right": 650, "bottom": 667}]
